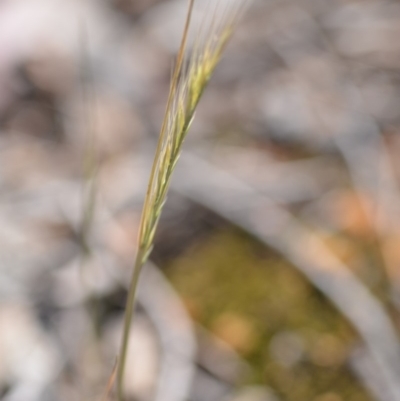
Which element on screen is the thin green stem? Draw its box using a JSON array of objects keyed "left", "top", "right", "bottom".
[
  {"left": 116, "top": 248, "right": 145, "bottom": 401},
  {"left": 115, "top": 6, "right": 194, "bottom": 398}
]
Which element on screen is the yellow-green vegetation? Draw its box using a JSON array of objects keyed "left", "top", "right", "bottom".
[
  {"left": 116, "top": 1, "right": 244, "bottom": 399},
  {"left": 166, "top": 230, "right": 374, "bottom": 401}
]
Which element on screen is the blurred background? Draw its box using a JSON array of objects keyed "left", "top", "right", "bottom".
[{"left": 1, "top": 0, "right": 400, "bottom": 401}]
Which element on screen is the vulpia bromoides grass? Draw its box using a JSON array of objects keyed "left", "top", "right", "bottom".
[{"left": 116, "top": 0, "right": 245, "bottom": 399}]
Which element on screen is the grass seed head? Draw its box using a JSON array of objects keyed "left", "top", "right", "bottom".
[
  {"left": 117, "top": 1, "right": 246, "bottom": 399},
  {"left": 138, "top": 0, "right": 245, "bottom": 262}
]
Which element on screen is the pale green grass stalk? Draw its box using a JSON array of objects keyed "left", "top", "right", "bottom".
[{"left": 116, "top": 1, "right": 244, "bottom": 399}]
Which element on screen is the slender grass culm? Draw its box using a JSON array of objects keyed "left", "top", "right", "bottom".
[{"left": 116, "top": 0, "right": 245, "bottom": 399}]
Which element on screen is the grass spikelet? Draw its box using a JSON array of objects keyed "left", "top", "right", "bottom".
[{"left": 116, "top": 0, "right": 244, "bottom": 399}]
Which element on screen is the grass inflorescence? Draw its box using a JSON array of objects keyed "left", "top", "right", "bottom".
[{"left": 116, "top": 0, "right": 245, "bottom": 400}]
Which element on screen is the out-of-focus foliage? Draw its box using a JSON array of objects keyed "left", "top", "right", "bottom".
[{"left": 167, "top": 229, "right": 371, "bottom": 401}]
